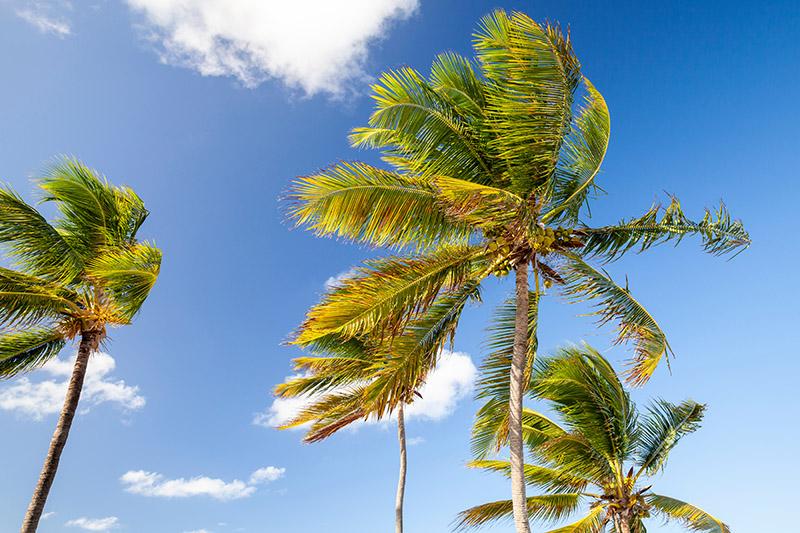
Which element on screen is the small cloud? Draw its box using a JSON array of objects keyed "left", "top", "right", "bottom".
[
  {"left": 124, "top": 0, "right": 419, "bottom": 96},
  {"left": 42, "top": 511, "right": 56, "bottom": 520},
  {"left": 256, "top": 350, "right": 476, "bottom": 429},
  {"left": 0, "top": 352, "right": 145, "bottom": 421},
  {"left": 121, "top": 466, "right": 285, "bottom": 501},
  {"left": 249, "top": 466, "right": 285, "bottom": 485},
  {"left": 65, "top": 516, "right": 120, "bottom": 531},
  {"left": 407, "top": 436, "right": 425, "bottom": 446},
  {"left": 15, "top": 1, "right": 72, "bottom": 37},
  {"left": 324, "top": 268, "right": 358, "bottom": 290}
]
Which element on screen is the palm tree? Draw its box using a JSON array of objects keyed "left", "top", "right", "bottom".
[
  {"left": 0, "top": 158, "right": 162, "bottom": 532},
  {"left": 287, "top": 10, "right": 749, "bottom": 533},
  {"left": 457, "top": 345, "right": 729, "bottom": 533},
  {"left": 276, "top": 287, "right": 476, "bottom": 533}
]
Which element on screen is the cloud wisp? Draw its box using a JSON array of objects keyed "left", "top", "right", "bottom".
[
  {"left": 0, "top": 352, "right": 145, "bottom": 421},
  {"left": 120, "top": 466, "right": 285, "bottom": 501},
  {"left": 125, "top": 0, "right": 419, "bottom": 96},
  {"left": 255, "top": 350, "right": 477, "bottom": 429},
  {"left": 65, "top": 516, "right": 120, "bottom": 531},
  {"left": 14, "top": 1, "right": 72, "bottom": 37}
]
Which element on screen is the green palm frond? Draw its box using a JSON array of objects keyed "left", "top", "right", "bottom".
[
  {"left": 545, "top": 504, "right": 607, "bottom": 533},
  {"left": 85, "top": 242, "right": 161, "bottom": 321},
  {"left": 469, "top": 460, "right": 590, "bottom": 493},
  {"left": 0, "top": 327, "right": 66, "bottom": 377},
  {"left": 543, "top": 77, "right": 611, "bottom": 225},
  {"left": 280, "top": 386, "right": 368, "bottom": 443},
  {"left": 293, "top": 245, "right": 487, "bottom": 344},
  {"left": 350, "top": 67, "right": 493, "bottom": 184},
  {"left": 471, "top": 290, "right": 539, "bottom": 457},
  {"left": 560, "top": 255, "right": 669, "bottom": 385},
  {"left": 456, "top": 493, "right": 582, "bottom": 530},
  {"left": 429, "top": 52, "right": 487, "bottom": 117},
  {"left": 635, "top": 400, "right": 705, "bottom": 477},
  {"left": 471, "top": 400, "right": 567, "bottom": 459},
  {"left": 533, "top": 345, "right": 636, "bottom": 465},
  {"left": 0, "top": 267, "right": 78, "bottom": 328},
  {"left": 39, "top": 157, "right": 148, "bottom": 254},
  {"left": 581, "top": 197, "right": 750, "bottom": 262},
  {"left": 288, "top": 162, "right": 470, "bottom": 251},
  {"left": 0, "top": 188, "right": 82, "bottom": 283},
  {"left": 535, "top": 433, "right": 614, "bottom": 485},
  {"left": 646, "top": 494, "right": 730, "bottom": 533},
  {"left": 434, "top": 176, "right": 524, "bottom": 228},
  {"left": 474, "top": 10, "right": 580, "bottom": 194}
]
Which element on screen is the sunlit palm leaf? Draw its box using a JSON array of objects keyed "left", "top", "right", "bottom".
[
  {"left": 543, "top": 77, "right": 611, "bottom": 225},
  {"left": 646, "top": 494, "right": 731, "bottom": 533},
  {"left": 560, "top": 254, "right": 669, "bottom": 385},
  {"left": 635, "top": 400, "right": 705, "bottom": 476},
  {"left": 0, "top": 267, "right": 78, "bottom": 327},
  {"left": 581, "top": 197, "right": 750, "bottom": 262},
  {"left": 545, "top": 504, "right": 607, "bottom": 533},
  {"left": 474, "top": 10, "right": 580, "bottom": 194},
  {"left": 0, "top": 188, "right": 82, "bottom": 283},
  {"left": 288, "top": 162, "right": 470, "bottom": 250},
  {"left": 0, "top": 327, "right": 66, "bottom": 377},
  {"left": 456, "top": 493, "right": 582, "bottom": 530},
  {"left": 469, "top": 459, "right": 590, "bottom": 493}
]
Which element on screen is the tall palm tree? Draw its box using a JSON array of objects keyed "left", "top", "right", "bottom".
[
  {"left": 287, "top": 10, "right": 748, "bottom": 533},
  {"left": 0, "top": 158, "right": 161, "bottom": 532},
  {"left": 457, "top": 345, "right": 729, "bottom": 533},
  {"left": 276, "top": 286, "right": 477, "bottom": 533}
]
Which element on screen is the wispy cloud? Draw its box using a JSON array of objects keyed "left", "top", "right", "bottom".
[
  {"left": 65, "top": 516, "right": 120, "bottom": 531},
  {"left": 255, "top": 350, "right": 477, "bottom": 429},
  {"left": 407, "top": 436, "right": 425, "bottom": 446},
  {"left": 124, "top": 0, "right": 419, "bottom": 96},
  {"left": 0, "top": 352, "right": 145, "bottom": 421},
  {"left": 14, "top": 1, "right": 72, "bottom": 37},
  {"left": 120, "top": 466, "right": 285, "bottom": 501}
]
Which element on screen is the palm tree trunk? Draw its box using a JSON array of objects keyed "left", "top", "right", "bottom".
[
  {"left": 21, "top": 331, "right": 98, "bottom": 533},
  {"left": 509, "top": 263, "right": 532, "bottom": 533},
  {"left": 395, "top": 403, "right": 407, "bottom": 533}
]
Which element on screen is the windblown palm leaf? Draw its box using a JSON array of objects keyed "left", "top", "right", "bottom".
[{"left": 459, "top": 346, "right": 728, "bottom": 533}]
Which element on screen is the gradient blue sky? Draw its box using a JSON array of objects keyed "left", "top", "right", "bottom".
[{"left": 1, "top": 1, "right": 798, "bottom": 532}]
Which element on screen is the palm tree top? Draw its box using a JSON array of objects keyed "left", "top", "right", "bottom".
[
  {"left": 458, "top": 344, "right": 730, "bottom": 533},
  {"left": 0, "top": 157, "right": 162, "bottom": 377}
]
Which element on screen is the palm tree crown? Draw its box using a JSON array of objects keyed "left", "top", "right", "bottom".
[
  {"left": 286, "top": 10, "right": 748, "bottom": 533},
  {"left": 458, "top": 345, "right": 729, "bottom": 533}
]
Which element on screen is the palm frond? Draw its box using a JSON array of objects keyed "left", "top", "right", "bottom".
[
  {"left": 434, "top": 176, "right": 524, "bottom": 229},
  {"left": 646, "top": 494, "right": 730, "bottom": 533},
  {"left": 292, "top": 245, "right": 486, "bottom": 344},
  {"left": 533, "top": 345, "right": 636, "bottom": 465},
  {"left": 0, "top": 187, "right": 82, "bottom": 282},
  {"left": 543, "top": 77, "right": 610, "bottom": 224},
  {"left": 469, "top": 460, "right": 590, "bottom": 493},
  {"left": 85, "top": 242, "right": 162, "bottom": 321},
  {"left": 635, "top": 400, "right": 705, "bottom": 476},
  {"left": 0, "top": 327, "right": 66, "bottom": 377},
  {"left": 559, "top": 255, "right": 669, "bottom": 385},
  {"left": 429, "top": 52, "right": 487, "bottom": 117},
  {"left": 456, "top": 493, "right": 582, "bottom": 530},
  {"left": 474, "top": 11, "right": 580, "bottom": 194},
  {"left": 288, "top": 162, "right": 470, "bottom": 251},
  {"left": 350, "top": 67, "right": 494, "bottom": 184},
  {"left": 581, "top": 197, "right": 750, "bottom": 262},
  {"left": 545, "top": 504, "right": 607, "bottom": 533},
  {"left": 0, "top": 267, "right": 78, "bottom": 328}
]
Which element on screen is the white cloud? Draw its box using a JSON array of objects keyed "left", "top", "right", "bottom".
[
  {"left": 407, "top": 436, "right": 425, "bottom": 446},
  {"left": 65, "top": 516, "right": 120, "bottom": 531},
  {"left": 121, "top": 466, "right": 285, "bottom": 501},
  {"left": 256, "top": 350, "right": 476, "bottom": 429},
  {"left": 42, "top": 511, "right": 56, "bottom": 520},
  {"left": 124, "top": 0, "right": 419, "bottom": 96},
  {"left": 0, "top": 352, "right": 145, "bottom": 421},
  {"left": 324, "top": 268, "right": 359, "bottom": 290},
  {"left": 248, "top": 466, "right": 285, "bottom": 485},
  {"left": 14, "top": 1, "right": 72, "bottom": 37}
]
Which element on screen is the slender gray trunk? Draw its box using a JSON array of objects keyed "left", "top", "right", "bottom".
[
  {"left": 395, "top": 403, "right": 407, "bottom": 533},
  {"left": 21, "top": 331, "right": 98, "bottom": 533},
  {"left": 509, "top": 264, "right": 532, "bottom": 533}
]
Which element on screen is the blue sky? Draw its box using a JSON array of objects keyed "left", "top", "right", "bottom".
[{"left": 0, "top": 1, "right": 798, "bottom": 531}]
